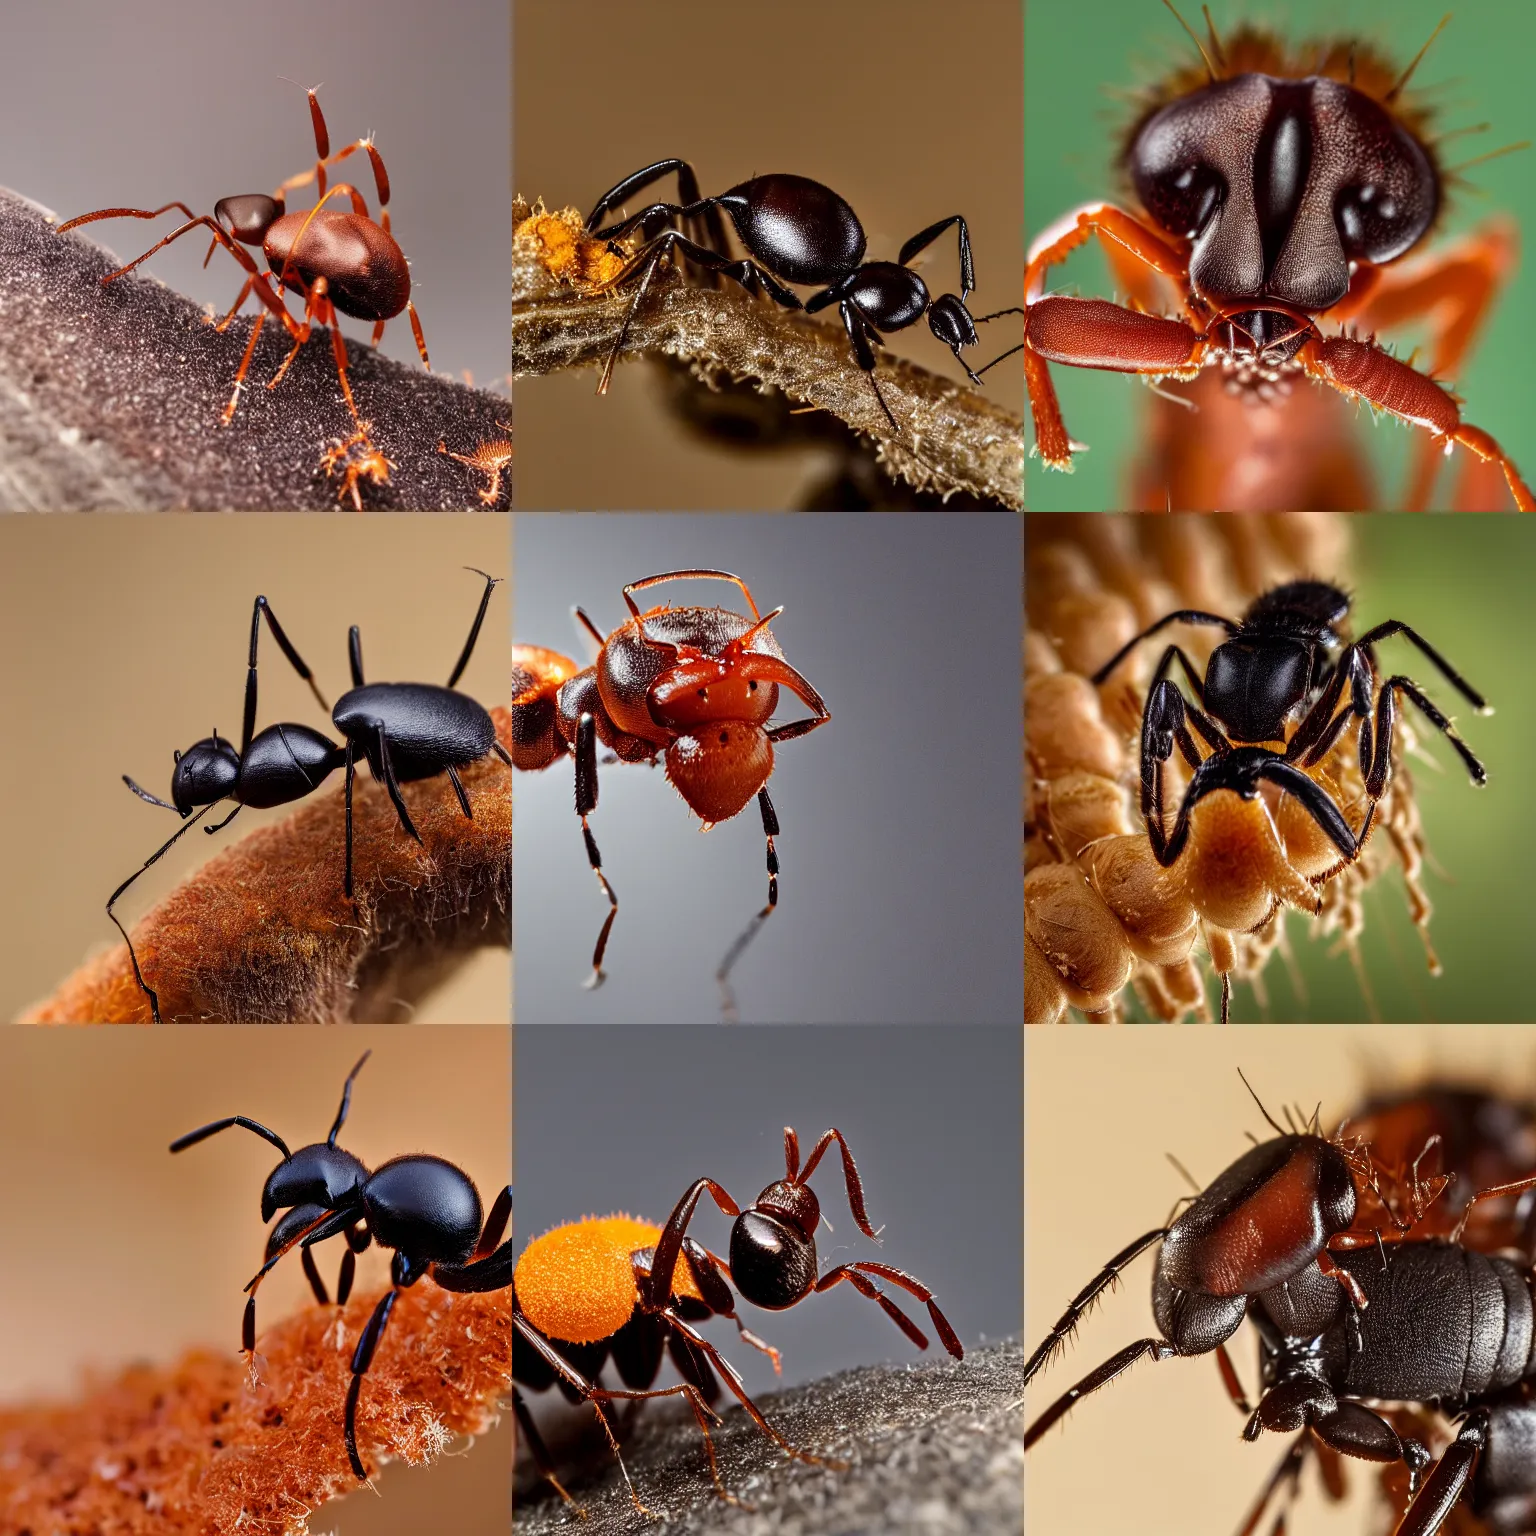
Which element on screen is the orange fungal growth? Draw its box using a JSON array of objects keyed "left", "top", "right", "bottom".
[{"left": 515, "top": 200, "right": 634, "bottom": 292}]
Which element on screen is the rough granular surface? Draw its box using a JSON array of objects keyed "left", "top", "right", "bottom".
[
  {"left": 514, "top": 1337, "right": 1022, "bottom": 1534},
  {"left": 0, "top": 188, "right": 510, "bottom": 510}
]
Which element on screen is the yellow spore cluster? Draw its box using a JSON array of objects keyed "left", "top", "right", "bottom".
[
  {"left": 516, "top": 1213, "right": 705, "bottom": 1345},
  {"left": 1025, "top": 513, "right": 1435, "bottom": 1023},
  {"left": 515, "top": 200, "right": 633, "bottom": 292}
]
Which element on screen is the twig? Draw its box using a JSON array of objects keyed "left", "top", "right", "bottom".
[
  {"left": 19, "top": 710, "right": 512, "bottom": 1024},
  {"left": 0, "top": 1285, "right": 510, "bottom": 1536},
  {"left": 512, "top": 200, "right": 1024, "bottom": 510}
]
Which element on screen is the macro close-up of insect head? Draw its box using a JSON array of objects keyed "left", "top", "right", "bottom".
[
  {"left": 512, "top": 0, "right": 1023, "bottom": 512},
  {"left": 512, "top": 512, "right": 1024, "bottom": 1026},
  {"left": 1023, "top": 0, "right": 1536, "bottom": 512},
  {"left": 0, "top": 515, "right": 512, "bottom": 1024},
  {"left": 1026, "top": 1027, "right": 1536, "bottom": 1536},
  {"left": 1026, "top": 512, "right": 1536, "bottom": 1023},
  {"left": 0, "top": 0, "right": 512, "bottom": 511},
  {"left": 513, "top": 1024, "right": 1021, "bottom": 1532},
  {"left": 0, "top": 1028, "right": 512, "bottom": 1534}
]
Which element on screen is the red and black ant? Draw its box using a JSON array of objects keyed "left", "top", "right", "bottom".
[
  {"left": 170, "top": 1051, "right": 511, "bottom": 1482},
  {"left": 1026, "top": 1076, "right": 1536, "bottom": 1536},
  {"left": 1024, "top": 2, "right": 1534, "bottom": 510},
  {"left": 58, "top": 86, "right": 428, "bottom": 491},
  {"left": 511, "top": 569, "right": 829, "bottom": 1009},
  {"left": 581, "top": 159, "right": 1021, "bottom": 433},
  {"left": 513, "top": 1125, "right": 962, "bottom": 1514}
]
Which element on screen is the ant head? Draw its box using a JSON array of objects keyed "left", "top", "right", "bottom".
[
  {"left": 260, "top": 1141, "right": 370, "bottom": 1224},
  {"left": 926, "top": 291, "right": 980, "bottom": 355},
  {"left": 729, "top": 1178, "right": 822, "bottom": 1311},
  {"left": 170, "top": 734, "right": 240, "bottom": 814},
  {"left": 214, "top": 194, "right": 282, "bottom": 246}
]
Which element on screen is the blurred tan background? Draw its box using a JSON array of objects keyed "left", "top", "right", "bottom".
[
  {"left": 0, "top": 515, "right": 510, "bottom": 1023},
  {"left": 0, "top": 1027, "right": 510, "bottom": 1532},
  {"left": 1026, "top": 1027, "right": 1536, "bottom": 1534},
  {"left": 513, "top": 0, "right": 1023, "bottom": 509}
]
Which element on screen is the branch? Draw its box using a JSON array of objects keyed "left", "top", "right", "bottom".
[
  {"left": 0, "top": 1284, "right": 509, "bottom": 1536},
  {"left": 512, "top": 200, "right": 1024, "bottom": 510},
  {"left": 0, "top": 187, "right": 511, "bottom": 510},
  {"left": 20, "top": 710, "right": 511, "bottom": 1023},
  {"left": 515, "top": 1338, "right": 1022, "bottom": 1533}
]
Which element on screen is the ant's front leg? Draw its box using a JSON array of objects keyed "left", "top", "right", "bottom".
[
  {"left": 1139, "top": 677, "right": 1208, "bottom": 842},
  {"left": 1025, "top": 296, "right": 1205, "bottom": 469},
  {"left": 1302, "top": 333, "right": 1535, "bottom": 511}
]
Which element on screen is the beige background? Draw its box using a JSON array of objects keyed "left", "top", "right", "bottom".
[
  {"left": 1026, "top": 1027, "right": 1536, "bottom": 1534},
  {"left": 0, "top": 515, "right": 511, "bottom": 1023},
  {"left": 0, "top": 1026, "right": 510, "bottom": 1532},
  {"left": 513, "top": 0, "right": 1024, "bottom": 509}
]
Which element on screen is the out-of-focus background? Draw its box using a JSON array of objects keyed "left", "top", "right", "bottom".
[
  {"left": 0, "top": 1026, "right": 511, "bottom": 1534},
  {"left": 1026, "top": 1027, "right": 1536, "bottom": 1535},
  {"left": 0, "top": 515, "right": 511, "bottom": 1023},
  {"left": 515, "top": 1023, "right": 1020, "bottom": 1481},
  {"left": 512, "top": 512, "right": 1024, "bottom": 1025},
  {"left": 1024, "top": 0, "right": 1536, "bottom": 510},
  {"left": 513, "top": 0, "right": 1023, "bottom": 510},
  {"left": 0, "top": 0, "right": 510, "bottom": 386}
]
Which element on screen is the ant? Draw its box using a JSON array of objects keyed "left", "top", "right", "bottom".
[
  {"left": 1024, "top": 2, "right": 1534, "bottom": 509},
  {"left": 170, "top": 1051, "right": 511, "bottom": 1482},
  {"left": 513, "top": 1125, "right": 962, "bottom": 1515},
  {"left": 1026, "top": 1076, "right": 1536, "bottom": 1536},
  {"left": 511, "top": 569, "right": 828, "bottom": 1009},
  {"left": 58, "top": 86, "right": 429, "bottom": 488},
  {"left": 438, "top": 420, "right": 513, "bottom": 506},
  {"left": 110, "top": 569, "right": 512, "bottom": 1022},
  {"left": 582, "top": 158, "right": 1021, "bottom": 433},
  {"left": 1090, "top": 579, "right": 1488, "bottom": 1012}
]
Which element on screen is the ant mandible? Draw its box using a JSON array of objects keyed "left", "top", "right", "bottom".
[
  {"left": 58, "top": 86, "right": 429, "bottom": 452},
  {"left": 582, "top": 159, "right": 1022, "bottom": 433},
  {"left": 111, "top": 569, "right": 512, "bottom": 1022},
  {"left": 511, "top": 569, "right": 829, "bottom": 1009},
  {"left": 1023, "top": 3, "right": 1535, "bottom": 509},
  {"left": 170, "top": 1050, "right": 512, "bottom": 1482},
  {"left": 513, "top": 1125, "right": 962, "bottom": 1515}
]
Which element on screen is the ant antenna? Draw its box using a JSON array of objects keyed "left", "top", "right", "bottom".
[
  {"left": 1161, "top": 0, "right": 1220, "bottom": 83},
  {"left": 1237, "top": 1067, "right": 1287, "bottom": 1137},
  {"left": 1447, "top": 141, "right": 1532, "bottom": 176},
  {"left": 1201, "top": 6, "right": 1227, "bottom": 74},
  {"left": 1165, "top": 1151, "right": 1202, "bottom": 1195},
  {"left": 1386, "top": 13, "right": 1450, "bottom": 103}
]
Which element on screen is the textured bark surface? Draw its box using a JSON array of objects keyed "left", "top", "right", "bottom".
[
  {"left": 20, "top": 709, "right": 511, "bottom": 1024},
  {"left": 0, "top": 1284, "right": 510, "bottom": 1536},
  {"left": 514, "top": 1338, "right": 1022, "bottom": 1534},
  {"left": 512, "top": 201, "right": 1024, "bottom": 511},
  {"left": 0, "top": 188, "right": 511, "bottom": 511}
]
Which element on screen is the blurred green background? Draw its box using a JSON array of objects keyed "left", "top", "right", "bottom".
[
  {"left": 1024, "top": 0, "right": 1536, "bottom": 511},
  {"left": 1178, "top": 516, "right": 1535, "bottom": 1023}
]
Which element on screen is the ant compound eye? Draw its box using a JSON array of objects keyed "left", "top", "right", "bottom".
[
  {"left": 1145, "top": 162, "right": 1224, "bottom": 239},
  {"left": 1334, "top": 180, "right": 1423, "bottom": 263},
  {"left": 1322, "top": 88, "right": 1438, "bottom": 264}
]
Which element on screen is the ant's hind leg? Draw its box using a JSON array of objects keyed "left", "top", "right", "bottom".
[
  {"left": 343, "top": 1285, "right": 402, "bottom": 1480},
  {"left": 244, "top": 594, "right": 330, "bottom": 755}
]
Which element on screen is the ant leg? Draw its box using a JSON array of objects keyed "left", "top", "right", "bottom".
[
  {"left": 1025, "top": 1336, "right": 1179, "bottom": 1449},
  {"left": 898, "top": 214, "right": 975, "bottom": 296},
  {"left": 476, "top": 1185, "right": 512, "bottom": 1260},
  {"left": 1089, "top": 609, "right": 1237, "bottom": 685},
  {"left": 344, "top": 1284, "right": 403, "bottom": 1479},
  {"left": 1353, "top": 620, "right": 1489, "bottom": 711},
  {"left": 1376, "top": 1409, "right": 1484, "bottom": 1536},
  {"left": 373, "top": 727, "right": 423, "bottom": 844},
  {"left": 242, "top": 595, "right": 329, "bottom": 755},
  {"left": 1253, "top": 759, "right": 1363, "bottom": 862},
  {"left": 445, "top": 764, "right": 472, "bottom": 818},
  {"left": 1288, "top": 647, "right": 1370, "bottom": 767},
  {"left": 1234, "top": 1432, "right": 1312, "bottom": 1536},
  {"left": 349, "top": 624, "right": 366, "bottom": 688},
  {"left": 513, "top": 1387, "right": 581, "bottom": 1509},
  {"left": 831, "top": 298, "right": 900, "bottom": 432},
  {"left": 1024, "top": 1228, "right": 1169, "bottom": 1387},
  {"left": 446, "top": 569, "right": 503, "bottom": 687},
  {"left": 405, "top": 300, "right": 430, "bottom": 369},
  {"left": 343, "top": 738, "right": 357, "bottom": 898},
  {"left": 108, "top": 801, "right": 225, "bottom": 1022},
  {"left": 587, "top": 160, "right": 730, "bottom": 258},
  {"left": 642, "top": 1176, "right": 743, "bottom": 1314},
  {"left": 56, "top": 200, "right": 200, "bottom": 236},
  {"left": 574, "top": 713, "right": 617, "bottom": 988},
  {"left": 716, "top": 788, "right": 780, "bottom": 1022},
  {"left": 795, "top": 1126, "right": 879, "bottom": 1238},
  {"left": 1365, "top": 676, "right": 1487, "bottom": 801},
  {"left": 813, "top": 1261, "right": 964, "bottom": 1358},
  {"left": 300, "top": 1246, "right": 331, "bottom": 1307}
]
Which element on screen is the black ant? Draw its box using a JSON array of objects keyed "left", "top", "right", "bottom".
[
  {"left": 511, "top": 569, "right": 828, "bottom": 1009},
  {"left": 170, "top": 1051, "right": 511, "bottom": 1482},
  {"left": 1090, "top": 577, "right": 1489, "bottom": 871},
  {"left": 58, "top": 86, "right": 428, "bottom": 460},
  {"left": 110, "top": 569, "right": 512, "bottom": 1022},
  {"left": 1025, "top": 1077, "right": 1536, "bottom": 1536},
  {"left": 582, "top": 159, "right": 1022, "bottom": 433},
  {"left": 513, "top": 1125, "right": 962, "bottom": 1514}
]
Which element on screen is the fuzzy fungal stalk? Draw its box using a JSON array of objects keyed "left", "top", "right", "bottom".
[{"left": 1025, "top": 514, "right": 1438, "bottom": 1023}]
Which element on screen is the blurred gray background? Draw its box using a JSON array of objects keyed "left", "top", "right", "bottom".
[
  {"left": 511, "top": 513, "right": 1024, "bottom": 1024},
  {"left": 0, "top": 0, "right": 509, "bottom": 386},
  {"left": 514, "top": 1023, "right": 1020, "bottom": 1403}
]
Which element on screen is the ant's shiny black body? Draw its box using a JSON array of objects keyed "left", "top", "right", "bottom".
[
  {"left": 1090, "top": 578, "right": 1488, "bottom": 870},
  {"left": 584, "top": 159, "right": 1020, "bottom": 430},
  {"left": 171, "top": 1052, "right": 511, "bottom": 1480}
]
